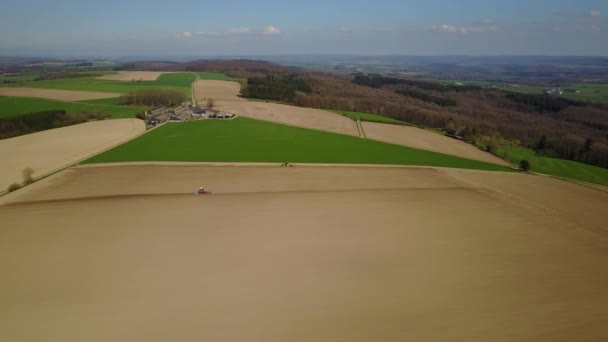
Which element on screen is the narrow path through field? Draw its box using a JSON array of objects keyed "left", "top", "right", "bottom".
[
  {"left": 357, "top": 119, "right": 367, "bottom": 138},
  {"left": 191, "top": 73, "right": 199, "bottom": 106}
]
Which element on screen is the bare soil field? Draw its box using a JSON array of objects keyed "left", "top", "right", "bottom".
[
  {"left": 195, "top": 80, "right": 359, "bottom": 136},
  {"left": 1, "top": 163, "right": 607, "bottom": 341},
  {"left": 363, "top": 122, "right": 511, "bottom": 166},
  {"left": 194, "top": 80, "right": 245, "bottom": 102},
  {"left": 219, "top": 101, "right": 360, "bottom": 136},
  {"left": 0, "top": 119, "right": 145, "bottom": 192},
  {"left": 97, "top": 71, "right": 172, "bottom": 81},
  {"left": 0, "top": 87, "right": 121, "bottom": 101}
]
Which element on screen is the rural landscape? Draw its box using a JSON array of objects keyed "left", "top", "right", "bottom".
[{"left": 1, "top": 0, "right": 608, "bottom": 341}]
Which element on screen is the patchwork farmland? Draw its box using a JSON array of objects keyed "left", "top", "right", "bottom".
[{"left": 2, "top": 67, "right": 608, "bottom": 342}]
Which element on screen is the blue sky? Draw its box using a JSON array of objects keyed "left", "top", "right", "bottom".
[{"left": 0, "top": 0, "right": 606, "bottom": 56}]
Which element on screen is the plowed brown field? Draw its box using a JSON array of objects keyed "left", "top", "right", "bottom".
[{"left": 1, "top": 163, "right": 607, "bottom": 341}]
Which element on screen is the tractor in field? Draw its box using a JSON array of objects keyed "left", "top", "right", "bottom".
[{"left": 194, "top": 187, "right": 212, "bottom": 195}]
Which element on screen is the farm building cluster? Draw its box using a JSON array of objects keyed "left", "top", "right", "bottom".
[{"left": 146, "top": 102, "right": 236, "bottom": 125}]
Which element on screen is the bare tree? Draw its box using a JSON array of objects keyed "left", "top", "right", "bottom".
[
  {"left": 22, "top": 167, "right": 34, "bottom": 185},
  {"left": 206, "top": 98, "right": 215, "bottom": 108}
]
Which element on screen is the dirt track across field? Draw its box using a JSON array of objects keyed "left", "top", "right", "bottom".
[
  {"left": 0, "top": 87, "right": 121, "bottom": 101},
  {"left": 193, "top": 80, "right": 509, "bottom": 163},
  {"left": 0, "top": 119, "right": 145, "bottom": 192},
  {"left": 97, "top": 71, "right": 172, "bottom": 81},
  {"left": 1, "top": 163, "right": 608, "bottom": 341}
]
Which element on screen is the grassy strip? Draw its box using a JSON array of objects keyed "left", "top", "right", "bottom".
[
  {"left": 495, "top": 145, "right": 608, "bottom": 186},
  {"left": 76, "top": 97, "right": 127, "bottom": 106},
  {"left": 0, "top": 96, "right": 146, "bottom": 119},
  {"left": 84, "top": 117, "right": 511, "bottom": 172}
]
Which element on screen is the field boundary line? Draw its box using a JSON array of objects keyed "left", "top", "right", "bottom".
[
  {"left": 75, "top": 161, "right": 504, "bottom": 173},
  {"left": 531, "top": 171, "right": 608, "bottom": 194}
]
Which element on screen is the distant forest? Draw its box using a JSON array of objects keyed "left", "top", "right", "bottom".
[
  {"left": 241, "top": 73, "right": 312, "bottom": 102},
  {"left": 506, "top": 93, "right": 586, "bottom": 112},
  {"left": 353, "top": 75, "right": 482, "bottom": 92},
  {"left": 395, "top": 89, "right": 457, "bottom": 107}
]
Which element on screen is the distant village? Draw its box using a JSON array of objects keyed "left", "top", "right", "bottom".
[
  {"left": 145, "top": 102, "right": 236, "bottom": 126},
  {"left": 489, "top": 83, "right": 581, "bottom": 95}
]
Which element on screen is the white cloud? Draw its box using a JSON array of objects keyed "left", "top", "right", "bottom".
[
  {"left": 554, "top": 9, "right": 601, "bottom": 20},
  {"left": 176, "top": 31, "right": 193, "bottom": 40},
  {"left": 263, "top": 26, "right": 281, "bottom": 36},
  {"left": 546, "top": 9, "right": 602, "bottom": 33},
  {"left": 432, "top": 24, "right": 462, "bottom": 33},
  {"left": 432, "top": 21, "right": 499, "bottom": 34},
  {"left": 176, "top": 26, "right": 281, "bottom": 40}
]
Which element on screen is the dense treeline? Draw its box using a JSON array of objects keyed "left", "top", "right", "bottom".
[
  {"left": 241, "top": 73, "right": 312, "bottom": 102},
  {"left": 121, "top": 89, "right": 186, "bottom": 106},
  {"left": 0, "top": 110, "right": 110, "bottom": 139},
  {"left": 506, "top": 92, "right": 586, "bottom": 112},
  {"left": 534, "top": 135, "right": 608, "bottom": 168},
  {"left": 395, "top": 89, "right": 457, "bottom": 107},
  {"left": 35, "top": 72, "right": 91, "bottom": 81},
  {"left": 353, "top": 74, "right": 482, "bottom": 92}
]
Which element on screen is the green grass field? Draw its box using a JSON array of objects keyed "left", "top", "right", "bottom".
[
  {"left": 331, "top": 110, "right": 410, "bottom": 125},
  {"left": 0, "top": 96, "right": 147, "bottom": 119},
  {"left": 563, "top": 84, "right": 608, "bottom": 103},
  {"left": 84, "top": 117, "right": 511, "bottom": 172},
  {"left": 9, "top": 72, "right": 196, "bottom": 95},
  {"left": 495, "top": 145, "right": 608, "bottom": 186},
  {"left": 0, "top": 73, "right": 41, "bottom": 83}
]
